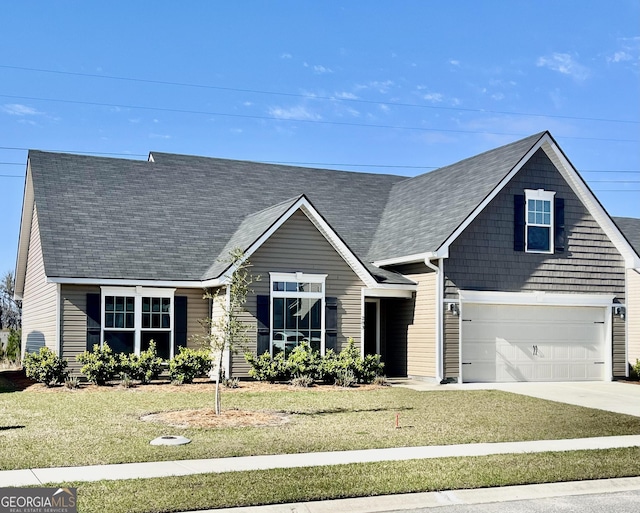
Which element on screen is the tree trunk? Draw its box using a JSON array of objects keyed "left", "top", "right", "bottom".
[{"left": 214, "top": 348, "right": 224, "bottom": 415}]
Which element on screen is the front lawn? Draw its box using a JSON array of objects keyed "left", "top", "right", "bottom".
[{"left": 2, "top": 380, "right": 640, "bottom": 470}]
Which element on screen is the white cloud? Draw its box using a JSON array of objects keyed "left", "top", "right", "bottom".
[
  {"left": 449, "top": 59, "right": 460, "bottom": 66},
  {"left": 379, "top": 104, "right": 390, "bottom": 113},
  {"left": 243, "top": 101, "right": 253, "bottom": 107},
  {"left": 609, "top": 51, "right": 632, "bottom": 63},
  {"left": 280, "top": 52, "right": 293, "bottom": 59},
  {"left": 356, "top": 80, "right": 394, "bottom": 94},
  {"left": 1, "top": 103, "right": 42, "bottom": 116},
  {"left": 334, "top": 91, "right": 358, "bottom": 100},
  {"left": 313, "top": 64, "right": 333, "bottom": 74},
  {"left": 536, "top": 53, "right": 590, "bottom": 80},
  {"left": 149, "top": 133, "right": 171, "bottom": 139},
  {"left": 129, "top": 118, "right": 141, "bottom": 124},
  {"left": 423, "top": 93, "right": 444, "bottom": 103},
  {"left": 268, "top": 105, "right": 321, "bottom": 121}
]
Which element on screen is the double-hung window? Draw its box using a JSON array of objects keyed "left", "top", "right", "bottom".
[
  {"left": 270, "top": 273, "right": 326, "bottom": 356},
  {"left": 101, "top": 287, "right": 175, "bottom": 359},
  {"left": 525, "top": 189, "right": 555, "bottom": 253}
]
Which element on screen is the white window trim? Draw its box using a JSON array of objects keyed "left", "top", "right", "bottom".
[
  {"left": 269, "top": 272, "right": 327, "bottom": 355},
  {"left": 100, "top": 286, "right": 176, "bottom": 357},
  {"left": 525, "top": 189, "right": 556, "bottom": 254}
]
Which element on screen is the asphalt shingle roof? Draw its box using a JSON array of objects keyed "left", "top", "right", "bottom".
[
  {"left": 614, "top": 217, "right": 640, "bottom": 256},
  {"left": 30, "top": 131, "right": 628, "bottom": 285}
]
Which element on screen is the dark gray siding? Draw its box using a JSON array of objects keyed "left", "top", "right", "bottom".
[
  {"left": 444, "top": 149, "right": 626, "bottom": 378},
  {"left": 60, "top": 285, "right": 100, "bottom": 375}
]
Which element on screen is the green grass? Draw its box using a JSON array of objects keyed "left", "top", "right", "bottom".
[
  {"left": 64, "top": 447, "right": 640, "bottom": 513},
  {"left": 2, "top": 384, "right": 640, "bottom": 470}
]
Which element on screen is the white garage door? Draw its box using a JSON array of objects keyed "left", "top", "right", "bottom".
[{"left": 461, "top": 303, "right": 606, "bottom": 382}]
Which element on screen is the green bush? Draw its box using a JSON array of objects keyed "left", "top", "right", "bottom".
[
  {"left": 137, "top": 341, "right": 164, "bottom": 384},
  {"left": 286, "top": 341, "right": 321, "bottom": 379},
  {"left": 245, "top": 351, "right": 288, "bottom": 382},
  {"left": 23, "top": 347, "right": 69, "bottom": 386},
  {"left": 246, "top": 338, "right": 384, "bottom": 385},
  {"left": 168, "top": 347, "right": 212, "bottom": 384},
  {"left": 632, "top": 359, "right": 640, "bottom": 381},
  {"left": 77, "top": 343, "right": 118, "bottom": 385},
  {"left": 4, "top": 329, "right": 21, "bottom": 363}
]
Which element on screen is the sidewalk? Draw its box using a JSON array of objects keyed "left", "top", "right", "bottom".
[{"left": 2, "top": 434, "right": 640, "bottom": 487}]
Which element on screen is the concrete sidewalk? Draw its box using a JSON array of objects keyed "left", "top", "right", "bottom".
[{"left": 2, "top": 434, "right": 640, "bottom": 487}]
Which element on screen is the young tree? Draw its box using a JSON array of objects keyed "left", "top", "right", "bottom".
[
  {"left": 0, "top": 271, "right": 21, "bottom": 330},
  {"left": 197, "top": 249, "right": 258, "bottom": 415}
]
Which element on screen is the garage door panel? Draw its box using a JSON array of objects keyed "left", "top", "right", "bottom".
[{"left": 461, "top": 303, "right": 606, "bottom": 383}]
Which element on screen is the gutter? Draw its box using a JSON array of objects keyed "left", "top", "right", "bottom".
[{"left": 424, "top": 257, "right": 444, "bottom": 383}]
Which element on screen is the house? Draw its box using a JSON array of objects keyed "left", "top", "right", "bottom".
[{"left": 14, "top": 131, "right": 640, "bottom": 382}]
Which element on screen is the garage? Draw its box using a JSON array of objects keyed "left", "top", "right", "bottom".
[{"left": 459, "top": 291, "right": 613, "bottom": 383}]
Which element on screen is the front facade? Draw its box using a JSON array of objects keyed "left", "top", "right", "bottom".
[{"left": 15, "top": 132, "right": 640, "bottom": 382}]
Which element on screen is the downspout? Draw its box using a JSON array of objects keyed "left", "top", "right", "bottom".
[{"left": 424, "top": 257, "right": 444, "bottom": 383}]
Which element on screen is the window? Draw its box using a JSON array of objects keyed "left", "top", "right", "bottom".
[
  {"left": 101, "top": 287, "right": 175, "bottom": 359},
  {"left": 270, "top": 273, "right": 326, "bottom": 356},
  {"left": 525, "top": 189, "right": 555, "bottom": 253}
]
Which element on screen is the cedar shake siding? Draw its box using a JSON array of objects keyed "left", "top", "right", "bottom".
[
  {"left": 22, "top": 207, "right": 58, "bottom": 354},
  {"left": 628, "top": 270, "right": 640, "bottom": 371},
  {"left": 384, "top": 263, "right": 436, "bottom": 379},
  {"left": 230, "top": 210, "right": 366, "bottom": 378},
  {"left": 443, "top": 149, "right": 627, "bottom": 378},
  {"left": 60, "top": 284, "right": 209, "bottom": 375}
]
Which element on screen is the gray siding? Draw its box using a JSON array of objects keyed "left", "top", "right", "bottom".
[
  {"left": 60, "top": 285, "right": 209, "bottom": 375},
  {"left": 629, "top": 270, "right": 640, "bottom": 371},
  {"left": 230, "top": 210, "right": 366, "bottom": 378},
  {"left": 60, "top": 285, "right": 100, "bottom": 375},
  {"left": 612, "top": 314, "right": 626, "bottom": 377},
  {"left": 22, "top": 206, "right": 58, "bottom": 354},
  {"left": 443, "top": 309, "right": 460, "bottom": 379},
  {"left": 444, "top": 149, "right": 626, "bottom": 378}
]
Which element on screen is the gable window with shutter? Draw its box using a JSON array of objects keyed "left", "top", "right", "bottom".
[
  {"left": 261, "top": 272, "right": 329, "bottom": 357},
  {"left": 514, "top": 190, "right": 564, "bottom": 254}
]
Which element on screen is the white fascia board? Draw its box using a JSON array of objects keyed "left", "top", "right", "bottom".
[
  {"left": 363, "top": 287, "right": 414, "bottom": 298},
  {"left": 14, "top": 159, "right": 33, "bottom": 299},
  {"left": 436, "top": 135, "right": 546, "bottom": 256},
  {"left": 540, "top": 138, "right": 640, "bottom": 269},
  {"left": 48, "top": 277, "right": 212, "bottom": 288},
  {"left": 459, "top": 289, "right": 615, "bottom": 307},
  {"left": 372, "top": 252, "right": 436, "bottom": 267}
]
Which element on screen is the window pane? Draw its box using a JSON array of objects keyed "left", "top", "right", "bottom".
[
  {"left": 115, "top": 296, "right": 124, "bottom": 312},
  {"left": 527, "top": 199, "right": 535, "bottom": 212},
  {"left": 528, "top": 226, "right": 550, "bottom": 251},
  {"left": 152, "top": 313, "right": 160, "bottom": 329},
  {"left": 309, "top": 283, "right": 322, "bottom": 293},
  {"left": 528, "top": 212, "right": 535, "bottom": 224},
  {"left": 126, "top": 297, "right": 135, "bottom": 312},
  {"left": 536, "top": 212, "right": 543, "bottom": 224},
  {"left": 115, "top": 313, "right": 124, "bottom": 328},
  {"left": 126, "top": 313, "right": 134, "bottom": 328},
  {"left": 104, "top": 331, "right": 135, "bottom": 355},
  {"left": 543, "top": 213, "right": 550, "bottom": 225},
  {"left": 543, "top": 201, "right": 550, "bottom": 213},
  {"left": 142, "top": 314, "right": 150, "bottom": 329},
  {"left": 162, "top": 298, "right": 171, "bottom": 312},
  {"left": 285, "top": 282, "right": 297, "bottom": 292},
  {"left": 152, "top": 298, "right": 160, "bottom": 312},
  {"left": 273, "top": 282, "right": 284, "bottom": 292},
  {"left": 298, "top": 298, "right": 310, "bottom": 329},
  {"left": 162, "top": 314, "right": 170, "bottom": 328},
  {"left": 105, "top": 313, "right": 114, "bottom": 328},
  {"left": 273, "top": 298, "right": 284, "bottom": 330},
  {"left": 310, "top": 299, "right": 321, "bottom": 329},
  {"left": 105, "top": 296, "right": 114, "bottom": 311},
  {"left": 309, "top": 331, "right": 321, "bottom": 352},
  {"left": 142, "top": 332, "right": 170, "bottom": 360},
  {"left": 286, "top": 298, "right": 297, "bottom": 329},
  {"left": 142, "top": 297, "right": 150, "bottom": 312}
]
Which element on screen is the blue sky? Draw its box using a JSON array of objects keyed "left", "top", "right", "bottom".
[{"left": 1, "top": 1, "right": 638, "bottom": 276}]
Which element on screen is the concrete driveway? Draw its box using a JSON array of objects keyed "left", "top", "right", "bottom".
[{"left": 392, "top": 380, "right": 640, "bottom": 417}]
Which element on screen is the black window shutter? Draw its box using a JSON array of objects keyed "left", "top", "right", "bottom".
[
  {"left": 325, "top": 296, "right": 338, "bottom": 352},
  {"left": 174, "top": 296, "right": 188, "bottom": 353},
  {"left": 554, "top": 197, "right": 565, "bottom": 253},
  {"left": 86, "top": 293, "right": 101, "bottom": 350},
  {"left": 256, "top": 295, "right": 270, "bottom": 355},
  {"left": 513, "top": 194, "right": 525, "bottom": 252}
]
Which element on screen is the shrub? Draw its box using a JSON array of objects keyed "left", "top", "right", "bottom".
[
  {"left": 23, "top": 347, "right": 69, "bottom": 386},
  {"left": 632, "top": 359, "right": 640, "bottom": 381},
  {"left": 136, "top": 341, "right": 164, "bottom": 384},
  {"left": 359, "top": 353, "right": 385, "bottom": 384},
  {"left": 372, "top": 374, "right": 389, "bottom": 386},
  {"left": 245, "top": 351, "right": 288, "bottom": 382},
  {"left": 222, "top": 376, "right": 240, "bottom": 388},
  {"left": 77, "top": 343, "right": 118, "bottom": 385},
  {"left": 4, "top": 329, "right": 21, "bottom": 363},
  {"left": 168, "top": 347, "right": 212, "bottom": 384},
  {"left": 64, "top": 376, "right": 80, "bottom": 389},
  {"left": 117, "top": 352, "right": 140, "bottom": 382},
  {"left": 334, "top": 368, "right": 356, "bottom": 388},
  {"left": 290, "top": 374, "right": 314, "bottom": 387},
  {"left": 286, "top": 341, "right": 321, "bottom": 379}
]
